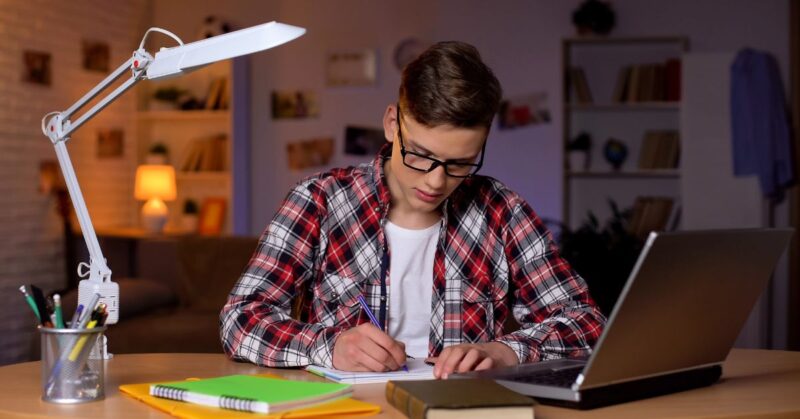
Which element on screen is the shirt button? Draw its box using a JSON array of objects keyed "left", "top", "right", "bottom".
[
  {"left": 380, "top": 296, "right": 386, "bottom": 301},
  {"left": 374, "top": 206, "right": 380, "bottom": 212},
  {"left": 331, "top": 292, "right": 339, "bottom": 298}
]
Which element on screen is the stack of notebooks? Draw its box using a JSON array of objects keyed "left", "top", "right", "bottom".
[{"left": 120, "top": 374, "right": 380, "bottom": 418}]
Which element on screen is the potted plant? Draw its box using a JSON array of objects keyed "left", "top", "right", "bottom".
[
  {"left": 151, "top": 86, "right": 187, "bottom": 111},
  {"left": 182, "top": 199, "right": 199, "bottom": 233},
  {"left": 146, "top": 142, "right": 169, "bottom": 164},
  {"left": 566, "top": 132, "right": 592, "bottom": 172},
  {"left": 554, "top": 200, "right": 643, "bottom": 316}
]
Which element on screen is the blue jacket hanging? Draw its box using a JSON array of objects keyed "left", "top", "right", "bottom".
[{"left": 730, "top": 48, "right": 794, "bottom": 200}]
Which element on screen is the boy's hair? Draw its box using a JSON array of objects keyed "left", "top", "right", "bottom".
[{"left": 399, "top": 41, "right": 502, "bottom": 129}]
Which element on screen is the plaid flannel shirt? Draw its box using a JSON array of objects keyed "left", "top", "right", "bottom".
[{"left": 220, "top": 147, "right": 605, "bottom": 368}]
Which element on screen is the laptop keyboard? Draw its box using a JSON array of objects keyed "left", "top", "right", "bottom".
[{"left": 510, "top": 366, "right": 583, "bottom": 388}]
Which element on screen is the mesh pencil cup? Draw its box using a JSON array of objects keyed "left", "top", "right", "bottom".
[{"left": 39, "top": 326, "right": 106, "bottom": 403}]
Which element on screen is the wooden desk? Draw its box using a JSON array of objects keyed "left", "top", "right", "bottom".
[{"left": 0, "top": 349, "right": 797, "bottom": 418}]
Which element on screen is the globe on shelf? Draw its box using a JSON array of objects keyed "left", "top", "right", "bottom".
[{"left": 603, "top": 138, "right": 627, "bottom": 171}]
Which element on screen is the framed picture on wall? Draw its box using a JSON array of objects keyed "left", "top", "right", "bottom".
[
  {"left": 325, "top": 49, "right": 377, "bottom": 86},
  {"left": 198, "top": 197, "right": 226, "bottom": 235},
  {"left": 22, "top": 50, "right": 51, "bottom": 86},
  {"left": 82, "top": 40, "right": 110, "bottom": 73}
]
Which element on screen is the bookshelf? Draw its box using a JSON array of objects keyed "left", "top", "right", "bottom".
[
  {"left": 562, "top": 36, "right": 689, "bottom": 231},
  {"left": 135, "top": 59, "right": 248, "bottom": 234}
]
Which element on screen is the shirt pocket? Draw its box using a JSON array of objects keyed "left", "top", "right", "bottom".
[
  {"left": 461, "top": 275, "right": 508, "bottom": 343},
  {"left": 313, "top": 273, "right": 364, "bottom": 328}
]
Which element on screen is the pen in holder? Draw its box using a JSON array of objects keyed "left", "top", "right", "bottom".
[{"left": 40, "top": 326, "right": 106, "bottom": 403}]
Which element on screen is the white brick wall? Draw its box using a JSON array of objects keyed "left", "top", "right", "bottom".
[{"left": 0, "top": 0, "right": 146, "bottom": 365}]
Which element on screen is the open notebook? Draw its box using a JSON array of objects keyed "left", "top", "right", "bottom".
[{"left": 306, "top": 358, "right": 435, "bottom": 384}]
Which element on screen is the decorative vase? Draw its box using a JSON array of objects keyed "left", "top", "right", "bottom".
[{"left": 182, "top": 214, "right": 199, "bottom": 233}]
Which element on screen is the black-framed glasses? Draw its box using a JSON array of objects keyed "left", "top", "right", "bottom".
[{"left": 396, "top": 106, "right": 486, "bottom": 178}]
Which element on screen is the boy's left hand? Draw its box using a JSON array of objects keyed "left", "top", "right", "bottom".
[{"left": 427, "top": 342, "right": 518, "bottom": 379}]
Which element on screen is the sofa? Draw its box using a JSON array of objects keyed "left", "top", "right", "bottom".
[{"left": 60, "top": 234, "right": 259, "bottom": 355}]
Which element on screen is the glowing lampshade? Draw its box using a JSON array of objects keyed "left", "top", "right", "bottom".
[{"left": 134, "top": 165, "right": 176, "bottom": 233}]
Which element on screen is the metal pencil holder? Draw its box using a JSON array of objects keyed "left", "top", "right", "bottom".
[{"left": 39, "top": 326, "right": 106, "bottom": 403}]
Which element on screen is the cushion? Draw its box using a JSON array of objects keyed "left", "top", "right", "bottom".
[{"left": 175, "top": 236, "right": 258, "bottom": 311}]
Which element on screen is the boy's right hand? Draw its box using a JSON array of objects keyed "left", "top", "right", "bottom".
[{"left": 332, "top": 323, "right": 407, "bottom": 371}]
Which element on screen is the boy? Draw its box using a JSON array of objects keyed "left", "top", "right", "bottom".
[{"left": 220, "top": 41, "right": 605, "bottom": 378}]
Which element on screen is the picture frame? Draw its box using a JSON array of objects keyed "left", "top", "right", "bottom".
[
  {"left": 96, "top": 128, "right": 124, "bottom": 158},
  {"left": 23, "top": 50, "right": 51, "bottom": 86},
  {"left": 325, "top": 49, "right": 377, "bottom": 86},
  {"left": 271, "top": 90, "right": 319, "bottom": 119},
  {"left": 81, "top": 40, "right": 110, "bottom": 73},
  {"left": 344, "top": 126, "right": 385, "bottom": 156},
  {"left": 198, "top": 197, "right": 227, "bottom": 236},
  {"left": 286, "top": 137, "right": 334, "bottom": 171}
]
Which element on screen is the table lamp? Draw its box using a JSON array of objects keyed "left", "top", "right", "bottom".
[
  {"left": 134, "top": 164, "right": 177, "bottom": 233},
  {"left": 41, "top": 21, "right": 305, "bottom": 358}
]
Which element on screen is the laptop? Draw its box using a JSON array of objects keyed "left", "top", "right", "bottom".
[{"left": 454, "top": 228, "right": 793, "bottom": 409}]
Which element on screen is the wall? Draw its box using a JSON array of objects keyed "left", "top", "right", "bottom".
[
  {"left": 150, "top": 0, "right": 790, "bottom": 231},
  {"left": 0, "top": 0, "right": 146, "bottom": 365},
  {"left": 149, "top": 0, "right": 792, "bottom": 350}
]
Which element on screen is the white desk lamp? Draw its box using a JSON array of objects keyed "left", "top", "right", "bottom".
[{"left": 41, "top": 21, "right": 305, "bottom": 357}]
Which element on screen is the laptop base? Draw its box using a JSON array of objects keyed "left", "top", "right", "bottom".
[{"left": 521, "top": 365, "right": 722, "bottom": 410}]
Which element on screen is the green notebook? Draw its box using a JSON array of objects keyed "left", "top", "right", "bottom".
[{"left": 149, "top": 374, "right": 352, "bottom": 414}]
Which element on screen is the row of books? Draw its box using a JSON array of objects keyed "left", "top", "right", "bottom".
[
  {"left": 613, "top": 59, "right": 681, "bottom": 103},
  {"left": 638, "top": 130, "right": 680, "bottom": 169},
  {"left": 204, "top": 77, "right": 229, "bottom": 110},
  {"left": 568, "top": 59, "right": 681, "bottom": 104},
  {"left": 180, "top": 134, "right": 227, "bottom": 172},
  {"left": 628, "top": 196, "right": 678, "bottom": 239}
]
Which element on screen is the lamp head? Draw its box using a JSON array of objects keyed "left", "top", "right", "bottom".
[{"left": 145, "top": 21, "right": 305, "bottom": 80}]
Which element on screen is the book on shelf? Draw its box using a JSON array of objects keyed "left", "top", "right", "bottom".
[
  {"left": 180, "top": 134, "right": 228, "bottom": 172},
  {"left": 385, "top": 379, "right": 534, "bottom": 419},
  {"left": 638, "top": 130, "right": 680, "bottom": 169},
  {"left": 665, "top": 58, "right": 682, "bottom": 102},
  {"left": 628, "top": 196, "right": 675, "bottom": 239},
  {"left": 569, "top": 66, "right": 593, "bottom": 104},
  {"left": 146, "top": 374, "right": 353, "bottom": 415},
  {"left": 614, "top": 58, "right": 682, "bottom": 103},
  {"left": 204, "top": 77, "right": 228, "bottom": 110}
]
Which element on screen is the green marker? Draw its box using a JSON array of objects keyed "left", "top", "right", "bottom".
[
  {"left": 53, "top": 294, "right": 65, "bottom": 328},
  {"left": 19, "top": 286, "right": 41, "bottom": 323}
]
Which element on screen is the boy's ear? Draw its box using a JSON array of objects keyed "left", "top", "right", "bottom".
[{"left": 383, "top": 104, "right": 397, "bottom": 143}]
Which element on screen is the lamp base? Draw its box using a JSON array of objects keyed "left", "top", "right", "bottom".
[
  {"left": 141, "top": 198, "right": 169, "bottom": 234},
  {"left": 141, "top": 213, "right": 168, "bottom": 234}
]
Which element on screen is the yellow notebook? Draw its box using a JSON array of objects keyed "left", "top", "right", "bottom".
[{"left": 120, "top": 374, "right": 380, "bottom": 419}]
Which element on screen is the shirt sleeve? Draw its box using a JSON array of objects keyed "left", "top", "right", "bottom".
[
  {"left": 219, "top": 182, "right": 344, "bottom": 368},
  {"left": 494, "top": 196, "right": 606, "bottom": 363}
]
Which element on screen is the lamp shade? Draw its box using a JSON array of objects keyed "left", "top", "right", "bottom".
[{"left": 134, "top": 165, "right": 176, "bottom": 201}]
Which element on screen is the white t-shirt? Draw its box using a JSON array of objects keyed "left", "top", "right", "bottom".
[{"left": 385, "top": 220, "right": 440, "bottom": 358}]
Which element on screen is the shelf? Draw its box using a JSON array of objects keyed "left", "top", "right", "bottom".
[
  {"left": 566, "top": 102, "right": 681, "bottom": 111},
  {"left": 563, "top": 36, "right": 689, "bottom": 46},
  {"left": 136, "top": 110, "right": 230, "bottom": 121},
  {"left": 567, "top": 170, "right": 680, "bottom": 179},
  {"left": 176, "top": 171, "right": 230, "bottom": 181}
]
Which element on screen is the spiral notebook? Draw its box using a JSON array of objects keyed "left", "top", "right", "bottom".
[{"left": 306, "top": 358, "right": 435, "bottom": 384}]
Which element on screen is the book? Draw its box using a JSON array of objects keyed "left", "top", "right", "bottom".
[
  {"left": 612, "top": 65, "right": 632, "bottom": 103},
  {"left": 628, "top": 196, "right": 675, "bottom": 239},
  {"left": 385, "top": 379, "right": 534, "bottom": 419},
  {"left": 665, "top": 58, "right": 682, "bottom": 102},
  {"left": 306, "top": 358, "right": 435, "bottom": 384},
  {"left": 120, "top": 374, "right": 380, "bottom": 419},
  {"left": 569, "top": 67, "right": 593, "bottom": 104},
  {"left": 148, "top": 374, "right": 352, "bottom": 414}
]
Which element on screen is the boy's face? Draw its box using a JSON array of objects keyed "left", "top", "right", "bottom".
[{"left": 382, "top": 104, "right": 487, "bottom": 217}]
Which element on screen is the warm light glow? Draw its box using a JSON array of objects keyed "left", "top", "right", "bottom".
[{"left": 134, "top": 165, "right": 176, "bottom": 201}]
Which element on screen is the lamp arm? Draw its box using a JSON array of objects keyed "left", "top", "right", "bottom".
[{"left": 42, "top": 50, "right": 152, "bottom": 327}]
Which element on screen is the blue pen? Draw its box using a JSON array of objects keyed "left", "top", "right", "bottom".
[{"left": 356, "top": 295, "right": 409, "bottom": 372}]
